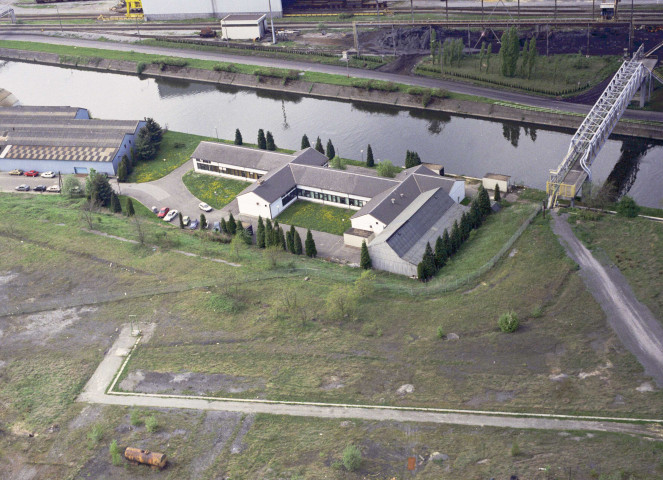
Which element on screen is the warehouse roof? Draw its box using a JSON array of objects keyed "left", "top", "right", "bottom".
[{"left": 0, "top": 106, "right": 83, "bottom": 118}]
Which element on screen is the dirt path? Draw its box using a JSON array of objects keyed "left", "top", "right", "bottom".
[
  {"left": 77, "top": 323, "right": 663, "bottom": 436},
  {"left": 552, "top": 213, "right": 663, "bottom": 387}
]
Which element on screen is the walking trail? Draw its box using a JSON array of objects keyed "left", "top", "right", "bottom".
[{"left": 552, "top": 213, "right": 663, "bottom": 387}]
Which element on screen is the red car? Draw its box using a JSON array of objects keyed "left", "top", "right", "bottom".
[
  {"left": 24, "top": 170, "right": 39, "bottom": 177},
  {"left": 157, "top": 207, "right": 170, "bottom": 218}
]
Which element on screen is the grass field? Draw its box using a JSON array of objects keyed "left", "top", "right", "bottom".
[
  {"left": 182, "top": 170, "right": 249, "bottom": 209},
  {"left": 417, "top": 53, "right": 622, "bottom": 96},
  {"left": 275, "top": 200, "right": 355, "bottom": 235},
  {"left": 570, "top": 212, "right": 663, "bottom": 325},
  {"left": 1, "top": 193, "right": 662, "bottom": 478}
]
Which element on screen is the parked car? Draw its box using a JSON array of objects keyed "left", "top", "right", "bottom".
[
  {"left": 212, "top": 221, "right": 221, "bottom": 232},
  {"left": 157, "top": 207, "right": 170, "bottom": 218},
  {"left": 15, "top": 184, "right": 30, "bottom": 191},
  {"left": 40, "top": 171, "right": 56, "bottom": 178},
  {"left": 24, "top": 170, "right": 39, "bottom": 177},
  {"left": 199, "top": 202, "right": 213, "bottom": 212},
  {"left": 9, "top": 169, "right": 23, "bottom": 176},
  {"left": 151, "top": 206, "right": 158, "bottom": 214},
  {"left": 46, "top": 185, "right": 61, "bottom": 193},
  {"left": 182, "top": 215, "right": 191, "bottom": 226},
  {"left": 163, "top": 209, "right": 179, "bottom": 222},
  {"left": 34, "top": 185, "right": 47, "bottom": 192},
  {"left": 188, "top": 218, "right": 199, "bottom": 230},
  {"left": 242, "top": 222, "right": 254, "bottom": 236}
]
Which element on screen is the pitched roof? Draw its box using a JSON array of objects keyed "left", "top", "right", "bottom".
[
  {"left": 370, "top": 189, "right": 467, "bottom": 266},
  {"left": 351, "top": 169, "right": 458, "bottom": 224},
  {"left": 240, "top": 164, "right": 296, "bottom": 203},
  {"left": 290, "top": 164, "right": 398, "bottom": 199},
  {"left": 0, "top": 106, "right": 82, "bottom": 118},
  {"left": 191, "top": 142, "right": 294, "bottom": 172}
]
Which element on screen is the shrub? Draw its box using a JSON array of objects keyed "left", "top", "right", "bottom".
[
  {"left": 498, "top": 311, "right": 519, "bottom": 333},
  {"left": 145, "top": 415, "right": 159, "bottom": 433},
  {"left": 214, "top": 63, "right": 237, "bottom": 73},
  {"left": 338, "top": 12, "right": 354, "bottom": 19},
  {"left": 436, "top": 326, "right": 445, "bottom": 339},
  {"left": 110, "top": 439, "right": 122, "bottom": 466},
  {"left": 87, "top": 424, "right": 104, "bottom": 447},
  {"left": 421, "top": 91, "right": 432, "bottom": 107},
  {"left": 616, "top": 196, "right": 639, "bottom": 218},
  {"left": 136, "top": 62, "right": 147, "bottom": 74},
  {"left": 376, "top": 160, "right": 399, "bottom": 178},
  {"left": 354, "top": 269, "right": 376, "bottom": 296},
  {"left": 511, "top": 441, "right": 521, "bottom": 457},
  {"left": 342, "top": 445, "right": 362, "bottom": 472},
  {"left": 63, "top": 176, "right": 83, "bottom": 198},
  {"left": 130, "top": 409, "right": 142, "bottom": 426}
]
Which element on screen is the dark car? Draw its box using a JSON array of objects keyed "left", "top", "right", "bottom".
[
  {"left": 157, "top": 207, "right": 170, "bottom": 218},
  {"left": 212, "top": 221, "right": 221, "bottom": 232},
  {"left": 34, "top": 185, "right": 47, "bottom": 192},
  {"left": 188, "top": 219, "right": 199, "bottom": 230}
]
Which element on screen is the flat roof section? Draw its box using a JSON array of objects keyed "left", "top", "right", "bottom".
[
  {"left": 0, "top": 106, "right": 82, "bottom": 118},
  {"left": 221, "top": 13, "right": 267, "bottom": 23},
  {"left": 4, "top": 145, "right": 117, "bottom": 163}
]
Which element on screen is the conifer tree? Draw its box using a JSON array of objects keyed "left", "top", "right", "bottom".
[
  {"left": 256, "top": 216, "right": 266, "bottom": 248},
  {"left": 110, "top": 192, "right": 121, "bottom": 213},
  {"left": 294, "top": 231, "right": 303, "bottom": 255},
  {"left": 272, "top": 220, "right": 281, "bottom": 246},
  {"left": 117, "top": 159, "right": 128, "bottom": 182},
  {"left": 301, "top": 134, "right": 311, "bottom": 149},
  {"left": 234, "top": 128, "right": 243, "bottom": 145},
  {"left": 417, "top": 262, "right": 426, "bottom": 282},
  {"left": 126, "top": 197, "right": 135, "bottom": 217},
  {"left": 326, "top": 139, "right": 335, "bottom": 160},
  {"left": 266, "top": 131, "right": 276, "bottom": 151},
  {"left": 527, "top": 37, "right": 538, "bottom": 79},
  {"left": 360, "top": 240, "right": 372, "bottom": 270},
  {"left": 494, "top": 183, "right": 501, "bottom": 202},
  {"left": 227, "top": 213, "right": 237, "bottom": 235},
  {"left": 451, "top": 219, "right": 461, "bottom": 254},
  {"left": 265, "top": 219, "right": 273, "bottom": 247},
  {"left": 257, "top": 129, "right": 267, "bottom": 150},
  {"left": 366, "top": 144, "right": 374, "bottom": 167},
  {"left": 200, "top": 213, "right": 207, "bottom": 229},
  {"left": 469, "top": 198, "right": 482, "bottom": 229},
  {"left": 434, "top": 236, "right": 447, "bottom": 269},
  {"left": 305, "top": 229, "right": 317, "bottom": 258},
  {"left": 220, "top": 217, "right": 228, "bottom": 233},
  {"left": 279, "top": 227, "right": 286, "bottom": 250},
  {"left": 441, "top": 228, "right": 451, "bottom": 258},
  {"left": 315, "top": 136, "right": 325, "bottom": 155},
  {"left": 460, "top": 212, "right": 471, "bottom": 242},
  {"left": 286, "top": 225, "right": 295, "bottom": 253},
  {"left": 423, "top": 242, "right": 436, "bottom": 278},
  {"left": 478, "top": 185, "right": 492, "bottom": 218},
  {"left": 178, "top": 211, "right": 184, "bottom": 229}
]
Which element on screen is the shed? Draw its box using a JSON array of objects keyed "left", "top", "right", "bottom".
[
  {"left": 482, "top": 173, "right": 511, "bottom": 193},
  {"left": 343, "top": 227, "right": 374, "bottom": 249},
  {"left": 221, "top": 14, "right": 267, "bottom": 40}
]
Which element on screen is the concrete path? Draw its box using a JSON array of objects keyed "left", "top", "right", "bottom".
[
  {"left": 552, "top": 213, "right": 663, "bottom": 387},
  {"left": 2, "top": 33, "right": 662, "bottom": 124},
  {"left": 77, "top": 323, "right": 663, "bottom": 436}
]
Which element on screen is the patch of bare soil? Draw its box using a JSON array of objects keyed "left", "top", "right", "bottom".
[
  {"left": 230, "top": 414, "right": 254, "bottom": 455},
  {"left": 119, "top": 371, "right": 265, "bottom": 396},
  {"left": 10, "top": 307, "right": 97, "bottom": 346},
  {"left": 465, "top": 389, "right": 516, "bottom": 407},
  {"left": 376, "top": 54, "right": 424, "bottom": 74},
  {"left": 296, "top": 31, "right": 355, "bottom": 48},
  {"left": 190, "top": 411, "right": 243, "bottom": 479}
]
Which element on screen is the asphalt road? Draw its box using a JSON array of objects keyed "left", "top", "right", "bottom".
[
  {"left": 2, "top": 33, "right": 662, "bottom": 124},
  {"left": 553, "top": 213, "right": 663, "bottom": 388},
  {"left": 78, "top": 322, "right": 663, "bottom": 436}
]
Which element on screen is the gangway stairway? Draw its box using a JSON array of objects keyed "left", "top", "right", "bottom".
[
  {"left": 546, "top": 44, "right": 658, "bottom": 208},
  {"left": 0, "top": 7, "right": 15, "bottom": 24}
]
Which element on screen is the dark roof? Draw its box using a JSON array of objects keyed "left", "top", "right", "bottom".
[
  {"left": 191, "top": 142, "right": 294, "bottom": 172},
  {"left": 290, "top": 164, "right": 398, "bottom": 199},
  {"left": 241, "top": 165, "right": 296, "bottom": 203},
  {"left": 288, "top": 148, "right": 329, "bottom": 166},
  {"left": 351, "top": 168, "right": 458, "bottom": 224},
  {"left": 370, "top": 189, "right": 467, "bottom": 265}
]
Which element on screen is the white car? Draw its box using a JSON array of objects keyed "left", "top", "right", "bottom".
[
  {"left": 46, "top": 185, "right": 61, "bottom": 192},
  {"left": 182, "top": 215, "right": 191, "bottom": 226},
  {"left": 163, "top": 209, "right": 179, "bottom": 222},
  {"left": 198, "top": 202, "right": 213, "bottom": 212},
  {"left": 40, "top": 171, "right": 56, "bottom": 178}
]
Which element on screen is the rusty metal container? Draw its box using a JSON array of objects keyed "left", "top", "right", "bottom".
[{"left": 124, "top": 447, "right": 167, "bottom": 469}]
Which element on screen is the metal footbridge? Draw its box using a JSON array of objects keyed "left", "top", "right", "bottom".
[
  {"left": 0, "top": 7, "right": 15, "bottom": 24},
  {"left": 546, "top": 44, "right": 659, "bottom": 208}
]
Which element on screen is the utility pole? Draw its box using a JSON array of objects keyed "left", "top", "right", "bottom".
[
  {"left": 629, "top": 0, "right": 634, "bottom": 53},
  {"left": 410, "top": 0, "right": 414, "bottom": 25},
  {"left": 554, "top": 0, "right": 557, "bottom": 21},
  {"left": 586, "top": 23, "right": 590, "bottom": 55},
  {"left": 268, "top": 0, "right": 276, "bottom": 44},
  {"left": 446, "top": 0, "right": 448, "bottom": 22},
  {"left": 518, "top": 0, "right": 520, "bottom": 21},
  {"left": 481, "top": 0, "right": 484, "bottom": 23},
  {"left": 55, "top": 4, "right": 63, "bottom": 33},
  {"left": 592, "top": 0, "right": 595, "bottom": 21}
]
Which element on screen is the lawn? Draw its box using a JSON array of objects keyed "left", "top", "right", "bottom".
[
  {"left": 128, "top": 130, "right": 218, "bottom": 183},
  {"left": 181, "top": 170, "right": 249, "bottom": 209},
  {"left": 416, "top": 53, "right": 622, "bottom": 96},
  {"left": 275, "top": 200, "right": 354, "bottom": 235},
  {"left": 1, "top": 192, "right": 662, "bottom": 478}
]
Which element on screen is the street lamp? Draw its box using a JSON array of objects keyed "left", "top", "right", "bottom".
[{"left": 360, "top": 149, "right": 364, "bottom": 162}]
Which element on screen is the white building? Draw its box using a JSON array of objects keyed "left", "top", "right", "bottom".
[
  {"left": 221, "top": 14, "right": 267, "bottom": 41},
  {"left": 141, "top": 0, "right": 282, "bottom": 20},
  {"left": 191, "top": 142, "right": 467, "bottom": 276}
]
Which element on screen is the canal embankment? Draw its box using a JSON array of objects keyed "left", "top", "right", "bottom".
[{"left": 2, "top": 47, "right": 662, "bottom": 141}]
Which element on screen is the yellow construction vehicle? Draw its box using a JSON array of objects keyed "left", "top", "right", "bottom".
[{"left": 126, "top": 0, "right": 143, "bottom": 19}]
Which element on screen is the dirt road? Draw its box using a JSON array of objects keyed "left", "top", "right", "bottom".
[
  {"left": 77, "top": 323, "right": 663, "bottom": 436},
  {"left": 553, "top": 213, "right": 663, "bottom": 387}
]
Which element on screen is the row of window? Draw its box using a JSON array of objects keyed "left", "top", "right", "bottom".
[
  {"left": 295, "top": 188, "right": 364, "bottom": 208},
  {"left": 196, "top": 161, "right": 262, "bottom": 180}
]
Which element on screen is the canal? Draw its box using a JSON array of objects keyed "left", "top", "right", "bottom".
[{"left": 1, "top": 61, "right": 661, "bottom": 208}]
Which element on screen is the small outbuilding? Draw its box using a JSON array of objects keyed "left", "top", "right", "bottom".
[
  {"left": 482, "top": 173, "right": 511, "bottom": 193},
  {"left": 220, "top": 14, "right": 267, "bottom": 40}
]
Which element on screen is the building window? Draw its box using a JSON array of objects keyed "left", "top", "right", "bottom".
[
  {"left": 197, "top": 161, "right": 210, "bottom": 171},
  {"left": 281, "top": 187, "right": 297, "bottom": 206}
]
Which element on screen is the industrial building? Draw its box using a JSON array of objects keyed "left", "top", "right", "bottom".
[
  {"left": 221, "top": 14, "right": 267, "bottom": 40},
  {"left": 191, "top": 142, "right": 466, "bottom": 276},
  {"left": 140, "top": 0, "right": 283, "bottom": 20},
  {"left": 0, "top": 106, "right": 145, "bottom": 176}
]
